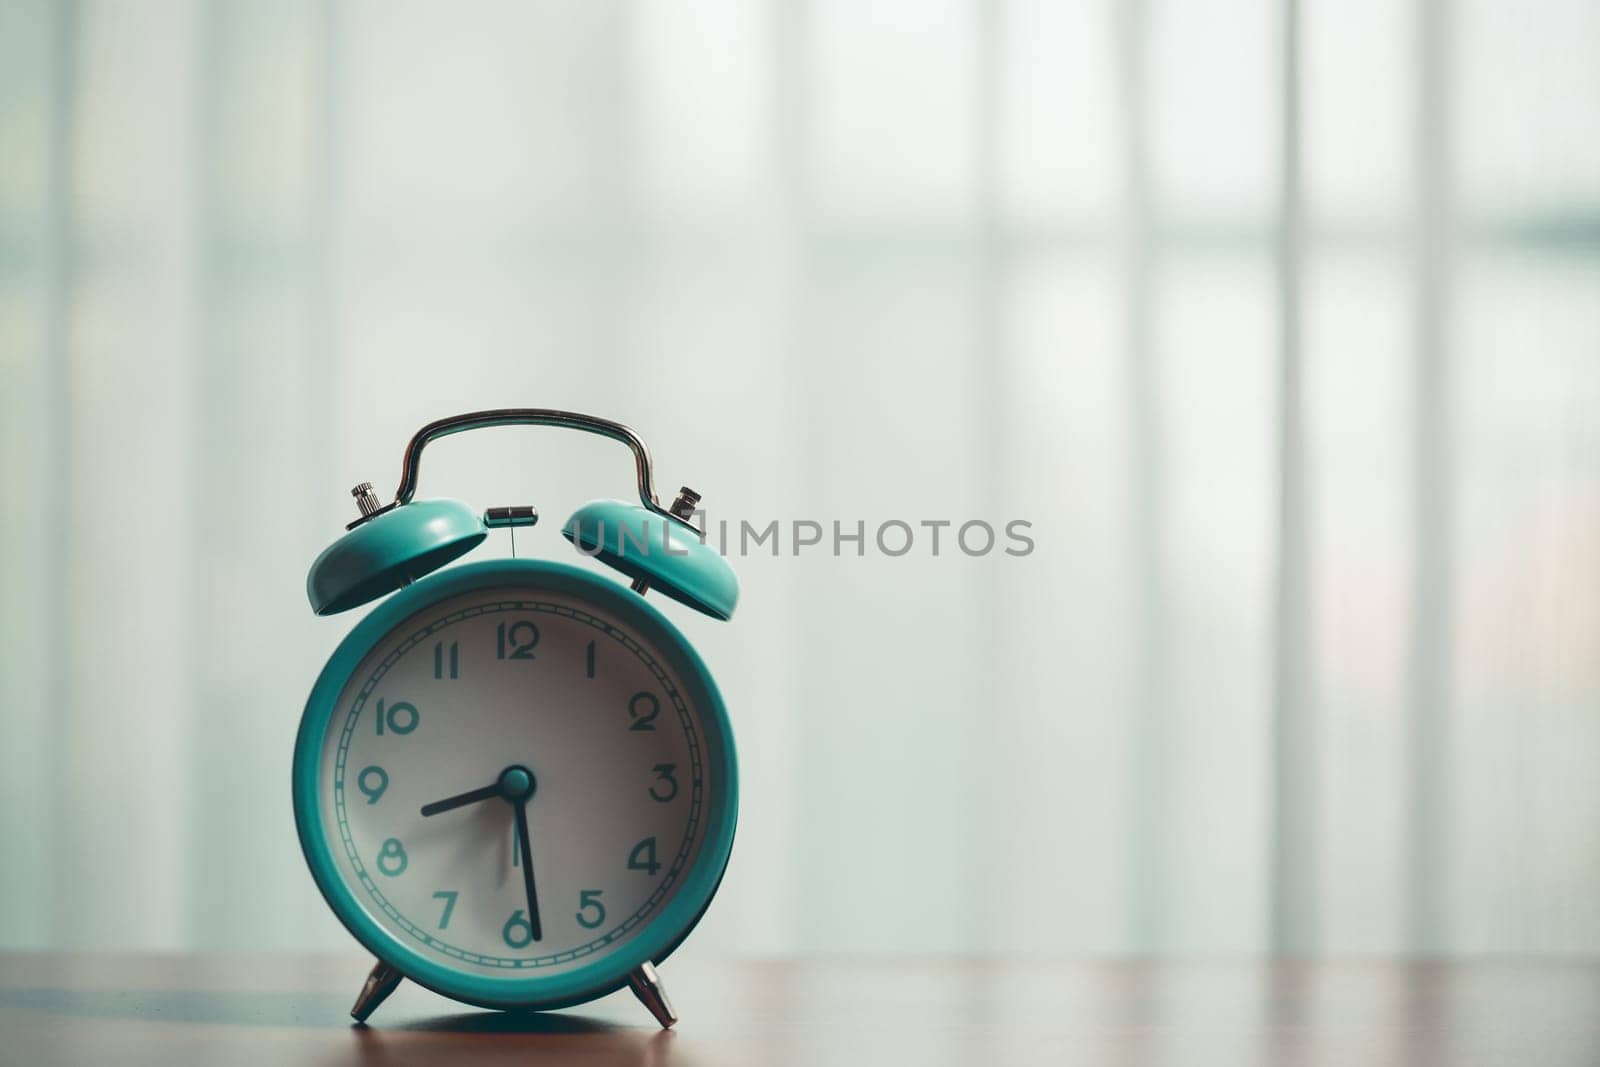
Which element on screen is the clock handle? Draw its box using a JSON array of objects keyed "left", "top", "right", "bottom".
[{"left": 390, "top": 408, "right": 670, "bottom": 517}]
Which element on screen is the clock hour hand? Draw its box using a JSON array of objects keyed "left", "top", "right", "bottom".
[{"left": 419, "top": 781, "right": 502, "bottom": 817}]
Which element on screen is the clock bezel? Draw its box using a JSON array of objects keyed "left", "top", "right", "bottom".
[{"left": 292, "top": 557, "right": 738, "bottom": 1011}]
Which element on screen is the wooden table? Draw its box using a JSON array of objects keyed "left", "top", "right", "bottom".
[{"left": 1, "top": 954, "right": 1595, "bottom": 1066}]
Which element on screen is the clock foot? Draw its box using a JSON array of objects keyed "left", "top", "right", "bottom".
[
  {"left": 626, "top": 961, "right": 677, "bottom": 1029},
  {"left": 350, "top": 959, "right": 404, "bottom": 1023}
]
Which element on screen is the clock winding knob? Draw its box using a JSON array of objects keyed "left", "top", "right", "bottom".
[
  {"left": 668, "top": 486, "right": 701, "bottom": 522},
  {"left": 630, "top": 488, "right": 704, "bottom": 598},
  {"left": 351, "top": 482, "right": 383, "bottom": 519}
]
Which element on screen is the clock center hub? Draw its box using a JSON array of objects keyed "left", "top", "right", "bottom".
[{"left": 497, "top": 765, "right": 537, "bottom": 803}]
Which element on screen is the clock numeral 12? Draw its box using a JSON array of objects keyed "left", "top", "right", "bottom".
[
  {"left": 496, "top": 621, "right": 539, "bottom": 660},
  {"left": 433, "top": 641, "right": 458, "bottom": 680}
]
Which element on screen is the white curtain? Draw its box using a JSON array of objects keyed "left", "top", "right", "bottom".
[{"left": 1, "top": 0, "right": 1596, "bottom": 955}]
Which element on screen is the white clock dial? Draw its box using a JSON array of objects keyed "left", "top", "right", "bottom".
[{"left": 316, "top": 584, "right": 711, "bottom": 977}]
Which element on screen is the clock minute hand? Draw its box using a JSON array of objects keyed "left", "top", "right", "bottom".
[
  {"left": 419, "top": 781, "right": 502, "bottom": 817},
  {"left": 513, "top": 799, "right": 543, "bottom": 941}
]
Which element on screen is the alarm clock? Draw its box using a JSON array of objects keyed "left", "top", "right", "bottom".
[{"left": 292, "top": 409, "right": 739, "bottom": 1028}]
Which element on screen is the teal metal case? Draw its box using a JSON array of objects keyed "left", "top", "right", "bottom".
[
  {"left": 295, "top": 409, "right": 739, "bottom": 1026},
  {"left": 293, "top": 558, "right": 739, "bottom": 1013},
  {"left": 307, "top": 498, "right": 487, "bottom": 616},
  {"left": 564, "top": 499, "right": 738, "bottom": 620}
]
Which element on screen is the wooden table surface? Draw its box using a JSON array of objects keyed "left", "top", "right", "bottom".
[{"left": 1, "top": 954, "right": 1595, "bottom": 1066}]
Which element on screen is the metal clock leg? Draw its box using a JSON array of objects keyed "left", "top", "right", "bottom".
[
  {"left": 350, "top": 959, "right": 404, "bottom": 1022},
  {"left": 627, "top": 961, "right": 678, "bottom": 1028}
]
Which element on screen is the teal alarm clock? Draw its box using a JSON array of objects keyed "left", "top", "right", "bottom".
[{"left": 292, "top": 409, "right": 739, "bottom": 1027}]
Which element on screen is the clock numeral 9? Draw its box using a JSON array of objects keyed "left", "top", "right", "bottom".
[
  {"left": 356, "top": 765, "right": 389, "bottom": 804},
  {"left": 502, "top": 909, "right": 535, "bottom": 949},
  {"left": 627, "top": 836, "right": 661, "bottom": 876},
  {"left": 628, "top": 692, "right": 660, "bottom": 732},
  {"left": 496, "top": 621, "right": 539, "bottom": 660},
  {"left": 576, "top": 889, "right": 606, "bottom": 929},
  {"left": 376, "top": 838, "right": 408, "bottom": 877},
  {"left": 649, "top": 763, "right": 677, "bottom": 802},
  {"left": 374, "top": 698, "right": 419, "bottom": 736}
]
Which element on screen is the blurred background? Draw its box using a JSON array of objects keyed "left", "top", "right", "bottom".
[{"left": 1, "top": 0, "right": 1596, "bottom": 959}]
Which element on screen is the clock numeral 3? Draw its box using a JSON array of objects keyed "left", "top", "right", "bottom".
[
  {"left": 628, "top": 692, "right": 660, "bottom": 732},
  {"left": 356, "top": 765, "right": 389, "bottom": 804},
  {"left": 375, "top": 698, "right": 419, "bottom": 736},
  {"left": 627, "top": 836, "right": 661, "bottom": 876},
  {"left": 377, "top": 838, "right": 408, "bottom": 877},
  {"left": 433, "top": 641, "right": 458, "bottom": 679},
  {"left": 496, "top": 621, "right": 539, "bottom": 660},
  {"left": 503, "top": 909, "right": 535, "bottom": 949},
  {"left": 649, "top": 763, "right": 678, "bottom": 802},
  {"left": 576, "top": 889, "right": 606, "bottom": 929}
]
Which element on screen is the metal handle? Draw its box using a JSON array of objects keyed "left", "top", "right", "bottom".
[{"left": 391, "top": 408, "right": 668, "bottom": 516}]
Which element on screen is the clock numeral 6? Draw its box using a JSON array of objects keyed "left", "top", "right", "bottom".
[
  {"left": 376, "top": 838, "right": 408, "bottom": 877},
  {"left": 649, "top": 763, "right": 678, "bottom": 803},
  {"left": 374, "top": 698, "right": 419, "bottom": 736},
  {"left": 496, "top": 621, "right": 539, "bottom": 661},
  {"left": 502, "top": 909, "right": 535, "bottom": 949},
  {"left": 628, "top": 692, "right": 660, "bottom": 732},
  {"left": 627, "top": 836, "right": 661, "bottom": 876},
  {"left": 357, "top": 765, "right": 389, "bottom": 805},
  {"left": 576, "top": 889, "right": 606, "bottom": 930}
]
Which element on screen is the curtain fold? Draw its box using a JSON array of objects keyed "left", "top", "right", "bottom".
[{"left": 1, "top": 0, "right": 1595, "bottom": 954}]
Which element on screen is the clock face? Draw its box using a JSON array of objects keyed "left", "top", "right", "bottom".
[{"left": 299, "top": 564, "right": 733, "bottom": 1000}]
